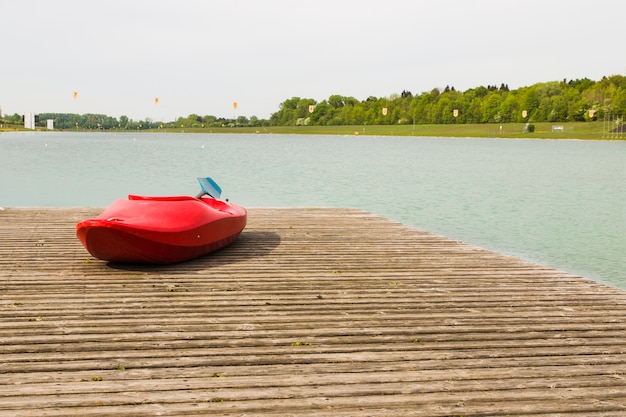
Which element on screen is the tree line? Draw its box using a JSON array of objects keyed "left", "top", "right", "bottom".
[
  {"left": 0, "top": 112, "right": 270, "bottom": 130},
  {"left": 2, "top": 74, "right": 624, "bottom": 130},
  {"left": 271, "top": 75, "right": 626, "bottom": 126}
]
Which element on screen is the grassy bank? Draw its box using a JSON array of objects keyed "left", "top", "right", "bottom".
[
  {"left": 3, "top": 122, "right": 624, "bottom": 140},
  {"left": 152, "top": 122, "right": 622, "bottom": 140}
]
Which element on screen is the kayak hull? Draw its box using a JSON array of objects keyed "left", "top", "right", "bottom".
[{"left": 76, "top": 195, "right": 247, "bottom": 264}]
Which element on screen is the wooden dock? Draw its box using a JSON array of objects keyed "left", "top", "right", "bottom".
[{"left": 2, "top": 207, "right": 626, "bottom": 416}]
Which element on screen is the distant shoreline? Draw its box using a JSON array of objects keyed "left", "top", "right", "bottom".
[{"left": 1, "top": 122, "right": 624, "bottom": 140}]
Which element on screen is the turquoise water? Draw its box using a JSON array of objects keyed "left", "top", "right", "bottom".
[{"left": 1, "top": 131, "right": 625, "bottom": 289}]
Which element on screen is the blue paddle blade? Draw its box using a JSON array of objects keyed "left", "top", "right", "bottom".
[{"left": 197, "top": 177, "right": 222, "bottom": 199}]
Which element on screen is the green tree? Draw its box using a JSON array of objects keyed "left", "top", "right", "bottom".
[
  {"left": 499, "top": 92, "right": 520, "bottom": 122},
  {"left": 480, "top": 92, "right": 503, "bottom": 123}
]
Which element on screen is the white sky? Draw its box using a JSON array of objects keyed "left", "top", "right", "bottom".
[{"left": 2, "top": 0, "right": 625, "bottom": 121}]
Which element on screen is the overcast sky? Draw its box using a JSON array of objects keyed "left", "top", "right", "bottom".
[{"left": 2, "top": 0, "right": 625, "bottom": 122}]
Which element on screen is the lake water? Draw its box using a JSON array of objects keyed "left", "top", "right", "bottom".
[{"left": 1, "top": 131, "right": 624, "bottom": 290}]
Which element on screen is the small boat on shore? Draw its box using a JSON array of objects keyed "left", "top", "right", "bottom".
[{"left": 76, "top": 178, "right": 247, "bottom": 264}]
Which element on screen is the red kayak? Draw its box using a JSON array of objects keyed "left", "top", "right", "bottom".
[{"left": 76, "top": 194, "right": 247, "bottom": 264}]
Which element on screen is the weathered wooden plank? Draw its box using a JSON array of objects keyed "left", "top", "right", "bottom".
[{"left": 1, "top": 207, "right": 626, "bottom": 416}]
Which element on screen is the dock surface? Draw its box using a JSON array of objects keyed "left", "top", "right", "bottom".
[{"left": 1, "top": 207, "right": 626, "bottom": 416}]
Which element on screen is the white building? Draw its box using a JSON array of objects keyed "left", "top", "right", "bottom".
[
  {"left": 46, "top": 119, "right": 54, "bottom": 130},
  {"left": 24, "top": 113, "right": 36, "bottom": 130}
]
